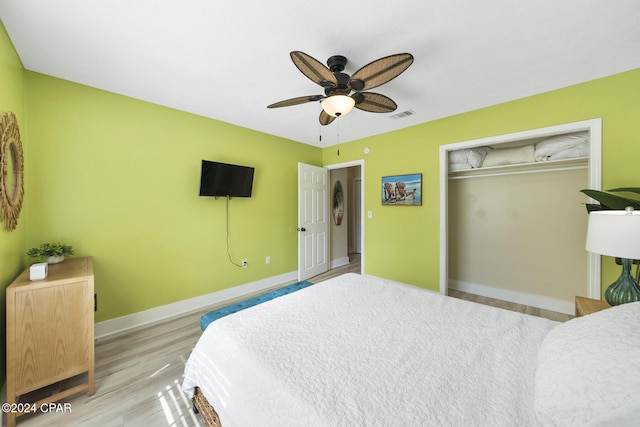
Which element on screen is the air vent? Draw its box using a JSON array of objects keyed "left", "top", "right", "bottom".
[{"left": 389, "top": 110, "right": 415, "bottom": 120}]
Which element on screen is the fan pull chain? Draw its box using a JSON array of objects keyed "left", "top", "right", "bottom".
[
  {"left": 336, "top": 114, "right": 341, "bottom": 156},
  {"left": 318, "top": 102, "right": 322, "bottom": 143}
]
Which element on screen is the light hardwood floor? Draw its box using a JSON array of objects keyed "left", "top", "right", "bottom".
[
  {"left": 448, "top": 289, "right": 573, "bottom": 322},
  {"left": 14, "top": 254, "right": 570, "bottom": 427}
]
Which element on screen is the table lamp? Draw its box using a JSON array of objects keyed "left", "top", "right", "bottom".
[{"left": 586, "top": 207, "right": 640, "bottom": 305}]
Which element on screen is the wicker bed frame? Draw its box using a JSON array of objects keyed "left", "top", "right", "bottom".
[{"left": 193, "top": 387, "right": 222, "bottom": 427}]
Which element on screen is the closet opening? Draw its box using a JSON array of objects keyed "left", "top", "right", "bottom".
[{"left": 439, "top": 119, "right": 602, "bottom": 315}]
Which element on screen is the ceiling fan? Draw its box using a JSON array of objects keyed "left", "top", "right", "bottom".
[{"left": 267, "top": 51, "right": 414, "bottom": 125}]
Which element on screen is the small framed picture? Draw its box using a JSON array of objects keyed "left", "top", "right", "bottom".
[{"left": 381, "top": 173, "right": 422, "bottom": 205}]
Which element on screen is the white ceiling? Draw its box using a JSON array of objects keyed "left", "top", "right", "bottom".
[{"left": 1, "top": 1, "right": 639, "bottom": 147}]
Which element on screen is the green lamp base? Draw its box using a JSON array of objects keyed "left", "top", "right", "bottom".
[{"left": 605, "top": 258, "right": 640, "bottom": 306}]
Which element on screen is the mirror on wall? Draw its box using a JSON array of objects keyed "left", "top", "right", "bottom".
[{"left": 0, "top": 111, "right": 24, "bottom": 232}]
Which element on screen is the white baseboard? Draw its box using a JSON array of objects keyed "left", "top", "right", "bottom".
[
  {"left": 330, "top": 256, "right": 350, "bottom": 269},
  {"left": 449, "top": 280, "right": 574, "bottom": 315},
  {"left": 95, "top": 270, "right": 297, "bottom": 339}
]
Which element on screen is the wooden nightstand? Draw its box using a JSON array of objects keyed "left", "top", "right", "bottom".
[
  {"left": 575, "top": 296, "right": 610, "bottom": 317},
  {"left": 6, "top": 257, "right": 95, "bottom": 427}
]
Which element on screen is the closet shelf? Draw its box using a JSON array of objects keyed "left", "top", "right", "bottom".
[{"left": 448, "top": 156, "right": 588, "bottom": 179}]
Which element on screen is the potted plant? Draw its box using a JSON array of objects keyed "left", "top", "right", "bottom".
[
  {"left": 27, "top": 242, "right": 75, "bottom": 264},
  {"left": 581, "top": 187, "right": 640, "bottom": 212}
]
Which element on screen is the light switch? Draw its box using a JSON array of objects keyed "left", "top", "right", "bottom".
[{"left": 367, "top": 210, "right": 373, "bottom": 219}]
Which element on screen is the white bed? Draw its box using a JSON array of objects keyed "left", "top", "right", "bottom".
[{"left": 182, "top": 273, "right": 640, "bottom": 427}]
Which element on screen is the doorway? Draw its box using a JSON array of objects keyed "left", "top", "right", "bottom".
[
  {"left": 328, "top": 164, "right": 362, "bottom": 271},
  {"left": 297, "top": 159, "right": 364, "bottom": 279}
]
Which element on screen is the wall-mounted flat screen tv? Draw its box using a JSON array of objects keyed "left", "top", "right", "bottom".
[{"left": 199, "top": 160, "right": 255, "bottom": 198}]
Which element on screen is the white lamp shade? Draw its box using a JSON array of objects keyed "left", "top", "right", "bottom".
[
  {"left": 586, "top": 210, "right": 640, "bottom": 259},
  {"left": 321, "top": 95, "right": 355, "bottom": 117}
]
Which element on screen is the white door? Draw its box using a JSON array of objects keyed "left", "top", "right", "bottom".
[{"left": 298, "top": 163, "right": 329, "bottom": 281}]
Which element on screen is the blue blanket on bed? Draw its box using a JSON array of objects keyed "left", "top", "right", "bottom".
[{"left": 200, "top": 280, "right": 314, "bottom": 331}]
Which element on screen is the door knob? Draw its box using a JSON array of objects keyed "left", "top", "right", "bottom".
[{"left": 297, "top": 227, "right": 306, "bottom": 232}]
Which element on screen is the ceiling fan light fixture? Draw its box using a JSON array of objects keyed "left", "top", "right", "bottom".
[
  {"left": 269, "top": 51, "right": 414, "bottom": 125},
  {"left": 321, "top": 95, "right": 355, "bottom": 117}
]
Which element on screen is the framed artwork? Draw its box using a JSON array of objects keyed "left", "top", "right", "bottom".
[{"left": 381, "top": 173, "right": 422, "bottom": 206}]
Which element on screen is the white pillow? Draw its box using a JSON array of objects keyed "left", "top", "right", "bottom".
[
  {"left": 548, "top": 142, "right": 589, "bottom": 161},
  {"left": 449, "top": 162, "right": 472, "bottom": 171},
  {"left": 535, "top": 132, "right": 589, "bottom": 160},
  {"left": 482, "top": 144, "right": 534, "bottom": 167},
  {"left": 534, "top": 302, "right": 640, "bottom": 427},
  {"left": 448, "top": 147, "right": 492, "bottom": 169}
]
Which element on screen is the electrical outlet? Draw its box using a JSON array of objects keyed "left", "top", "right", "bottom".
[
  {"left": 242, "top": 259, "right": 247, "bottom": 268},
  {"left": 266, "top": 256, "right": 270, "bottom": 264}
]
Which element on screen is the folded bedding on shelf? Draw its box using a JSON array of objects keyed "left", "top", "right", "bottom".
[
  {"left": 448, "top": 146, "right": 492, "bottom": 170},
  {"left": 482, "top": 144, "right": 535, "bottom": 167},
  {"left": 449, "top": 162, "right": 475, "bottom": 171},
  {"left": 538, "top": 142, "right": 589, "bottom": 161},
  {"left": 534, "top": 132, "right": 589, "bottom": 161},
  {"left": 448, "top": 131, "right": 590, "bottom": 171}
]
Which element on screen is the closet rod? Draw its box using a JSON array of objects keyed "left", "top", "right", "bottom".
[{"left": 448, "top": 164, "right": 588, "bottom": 180}]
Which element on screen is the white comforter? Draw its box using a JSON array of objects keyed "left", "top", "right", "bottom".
[{"left": 182, "top": 273, "right": 558, "bottom": 426}]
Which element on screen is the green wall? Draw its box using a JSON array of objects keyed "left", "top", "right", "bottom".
[
  {"left": 0, "top": 21, "right": 27, "bottom": 389},
  {"left": 323, "top": 68, "right": 640, "bottom": 294},
  {"left": 23, "top": 73, "right": 321, "bottom": 322},
  {"left": 2, "top": 12, "right": 639, "bottom": 388}
]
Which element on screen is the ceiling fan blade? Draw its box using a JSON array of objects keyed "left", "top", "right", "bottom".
[
  {"left": 350, "top": 53, "right": 414, "bottom": 91},
  {"left": 353, "top": 92, "right": 398, "bottom": 113},
  {"left": 319, "top": 110, "right": 336, "bottom": 126},
  {"left": 267, "top": 95, "right": 324, "bottom": 108},
  {"left": 290, "top": 51, "right": 338, "bottom": 89}
]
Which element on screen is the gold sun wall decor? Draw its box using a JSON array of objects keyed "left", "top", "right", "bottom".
[{"left": 0, "top": 111, "right": 25, "bottom": 232}]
